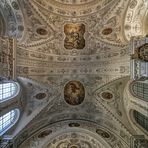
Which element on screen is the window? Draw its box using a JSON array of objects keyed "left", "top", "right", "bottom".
[
  {"left": 0, "top": 109, "right": 20, "bottom": 135},
  {"left": 0, "top": 82, "right": 18, "bottom": 102},
  {"left": 133, "top": 110, "right": 148, "bottom": 132},
  {"left": 132, "top": 81, "right": 148, "bottom": 101}
]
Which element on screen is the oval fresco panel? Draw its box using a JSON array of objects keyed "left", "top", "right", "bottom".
[
  {"left": 96, "top": 129, "right": 111, "bottom": 139},
  {"left": 102, "top": 28, "right": 113, "bottom": 35},
  {"left": 35, "top": 93, "right": 47, "bottom": 100},
  {"left": 101, "top": 92, "right": 113, "bottom": 100},
  {"left": 36, "top": 28, "right": 48, "bottom": 36},
  {"left": 64, "top": 81, "right": 85, "bottom": 105}
]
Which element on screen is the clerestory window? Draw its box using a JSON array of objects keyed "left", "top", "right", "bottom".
[
  {"left": 133, "top": 110, "right": 148, "bottom": 132},
  {"left": 132, "top": 81, "right": 148, "bottom": 101},
  {"left": 0, "top": 109, "right": 20, "bottom": 136},
  {"left": 0, "top": 82, "right": 18, "bottom": 102}
]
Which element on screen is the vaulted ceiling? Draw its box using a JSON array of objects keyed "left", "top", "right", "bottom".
[
  {"left": 0, "top": 0, "right": 147, "bottom": 84},
  {"left": 17, "top": 0, "right": 130, "bottom": 83},
  {"left": 0, "top": 0, "right": 148, "bottom": 147}
]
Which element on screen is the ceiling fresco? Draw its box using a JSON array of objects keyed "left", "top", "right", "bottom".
[
  {"left": 13, "top": 76, "right": 134, "bottom": 148},
  {"left": 11, "top": 0, "right": 132, "bottom": 86},
  {"left": 64, "top": 80, "right": 85, "bottom": 105},
  {"left": 1, "top": 0, "right": 148, "bottom": 147},
  {"left": 64, "top": 23, "right": 85, "bottom": 50},
  {"left": 16, "top": 119, "right": 130, "bottom": 148},
  {"left": 20, "top": 0, "right": 128, "bottom": 47}
]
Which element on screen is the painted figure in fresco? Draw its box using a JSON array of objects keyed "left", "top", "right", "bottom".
[
  {"left": 131, "top": 43, "right": 148, "bottom": 62},
  {"left": 69, "top": 82, "right": 81, "bottom": 104},
  {"left": 64, "top": 81, "right": 85, "bottom": 105},
  {"left": 64, "top": 24, "right": 85, "bottom": 49}
]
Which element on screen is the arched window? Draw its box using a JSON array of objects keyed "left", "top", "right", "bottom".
[
  {"left": 132, "top": 81, "right": 148, "bottom": 101},
  {"left": 0, "top": 109, "right": 20, "bottom": 136},
  {"left": 0, "top": 82, "right": 19, "bottom": 102},
  {"left": 133, "top": 110, "right": 148, "bottom": 132}
]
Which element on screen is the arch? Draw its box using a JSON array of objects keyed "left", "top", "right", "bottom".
[
  {"left": 0, "top": 109, "right": 20, "bottom": 136},
  {"left": 133, "top": 110, "right": 148, "bottom": 133},
  {"left": 131, "top": 81, "right": 148, "bottom": 101},
  {"left": 124, "top": 0, "right": 148, "bottom": 41},
  {"left": 0, "top": 81, "right": 20, "bottom": 103}
]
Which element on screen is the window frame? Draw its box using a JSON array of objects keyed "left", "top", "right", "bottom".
[
  {"left": 130, "top": 81, "right": 148, "bottom": 102},
  {"left": 0, "top": 109, "right": 20, "bottom": 136},
  {"left": 131, "top": 110, "right": 148, "bottom": 135},
  {"left": 0, "top": 81, "right": 20, "bottom": 103}
]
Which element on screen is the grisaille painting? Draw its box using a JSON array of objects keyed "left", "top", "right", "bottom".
[
  {"left": 64, "top": 81, "right": 85, "bottom": 105},
  {"left": 64, "top": 23, "right": 85, "bottom": 49}
]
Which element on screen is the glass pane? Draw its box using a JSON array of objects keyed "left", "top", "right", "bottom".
[
  {"left": 0, "top": 82, "right": 16, "bottom": 101},
  {"left": 132, "top": 82, "right": 148, "bottom": 101},
  {"left": 133, "top": 110, "right": 148, "bottom": 132},
  {"left": 0, "top": 110, "right": 18, "bottom": 134}
]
